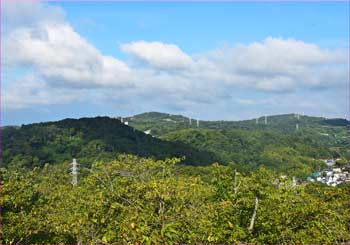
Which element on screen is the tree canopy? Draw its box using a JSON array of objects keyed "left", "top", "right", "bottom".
[{"left": 1, "top": 155, "right": 349, "bottom": 244}]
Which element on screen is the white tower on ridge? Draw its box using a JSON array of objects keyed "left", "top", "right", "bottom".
[
  {"left": 197, "top": 119, "right": 199, "bottom": 127},
  {"left": 256, "top": 118, "right": 259, "bottom": 124},
  {"left": 264, "top": 115, "right": 267, "bottom": 125},
  {"left": 296, "top": 123, "right": 299, "bottom": 131},
  {"left": 189, "top": 117, "right": 192, "bottom": 125},
  {"left": 71, "top": 158, "right": 78, "bottom": 186}
]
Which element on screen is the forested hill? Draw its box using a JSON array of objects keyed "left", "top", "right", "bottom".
[
  {"left": 2, "top": 117, "right": 216, "bottom": 168},
  {"left": 126, "top": 112, "right": 350, "bottom": 146},
  {"left": 161, "top": 128, "right": 335, "bottom": 177},
  {"left": 3, "top": 115, "right": 349, "bottom": 176}
]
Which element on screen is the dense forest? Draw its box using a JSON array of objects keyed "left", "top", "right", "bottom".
[
  {"left": 127, "top": 112, "right": 350, "bottom": 147},
  {"left": 2, "top": 117, "right": 216, "bottom": 168},
  {"left": 161, "top": 128, "right": 333, "bottom": 177},
  {"left": 2, "top": 155, "right": 350, "bottom": 244},
  {"left": 1, "top": 113, "right": 350, "bottom": 244},
  {"left": 3, "top": 114, "right": 349, "bottom": 177}
]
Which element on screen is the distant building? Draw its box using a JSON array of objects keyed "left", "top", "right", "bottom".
[
  {"left": 333, "top": 168, "right": 341, "bottom": 173},
  {"left": 163, "top": 118, "right": 176, "bottom": 123},
  {"left": 312, "top": 172, "right": 321, "bottom": 178},
  {"left": 307, "top": 167, "right": 350, "bottom": 186},
  {"left": 307, "top": 177, "right": 315, "bottom": 182},
  {"left": 321, "top": 159, "right": 335, "bottom": 166}
]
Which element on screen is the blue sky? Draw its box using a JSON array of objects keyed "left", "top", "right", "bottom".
[
  {"left": 2, "top": 1, "right": 349, "bottom": 125},
  {"left": 61, "top": 2, "right": 349, "bottom": 52}
]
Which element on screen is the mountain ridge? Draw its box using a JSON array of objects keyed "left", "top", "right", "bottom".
[
  {"left": 2, "top": 116, "right": 217, "bottom": 168},
  {"left": 125, "top": 112, "right": 350, "bottom": 147},
  {"left": 3, "top": 113, "right": 349, "bottom": 177}
]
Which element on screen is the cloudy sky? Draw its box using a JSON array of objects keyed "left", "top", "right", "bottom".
[{"left": 2, "top": 1, "right": 349, "bottom": 125}]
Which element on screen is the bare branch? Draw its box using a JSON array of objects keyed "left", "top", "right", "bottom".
[{"left": 248, "top": 195, "right": 259, "bottom": 231}]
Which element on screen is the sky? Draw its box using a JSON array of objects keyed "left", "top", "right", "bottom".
[{"left": 1, "top": 1, "right": 349, "bottom": 125}]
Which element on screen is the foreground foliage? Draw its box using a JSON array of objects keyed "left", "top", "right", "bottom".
[{"left": 1, "top": 155, "right": 349, "bottom": 244}]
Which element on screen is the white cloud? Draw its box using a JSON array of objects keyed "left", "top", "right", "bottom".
[
  {"left": 192, "top": 37, "right": 348, "bottom": 92},
  {"left": 2, "top": 74, "right": 85, "bottom": 110},
  {"left": 2, "top": 0, "right": 65, "bottom": 31},
  {"left": 236, "top": 98, "right": 257, "bottom": 105},
  {"left": 2, "top": 1, "right": 348, "bottom": 116},
  {"left": 120, "top": 41, "right": 193, "bottom": 69},
  {"left": 3, "top": 2, "right": 133, "bottom": 89}
]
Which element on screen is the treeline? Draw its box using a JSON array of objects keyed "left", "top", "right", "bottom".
[
  {"left": 1, "top": 155, "right": 349, "bottom": 244},
  {"left": 2, "top": 117, "right": 216, "bottom": 168},
  {"left": 3, "top": 116, "right": 346, "bottom": 178},
  {"left": 128, "top": 112, "right": 350, "bottom": 148},
  {"left": 161, "top": 128, "right": 336, "bottom": 177}
]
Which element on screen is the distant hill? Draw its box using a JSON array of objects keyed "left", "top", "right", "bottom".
[
  {"left": 161, "top": 128, "right": 335, "bottom": 177},
  {"left": 3, "top": 114, "right": 349, "bottom": 176},
  {"left": 321, "top": 118, "right": 350, "bottom": 126},
  {"left": 2, "top": 117, "right": 216, "bottom": 168},
  {"left": 124, "top": 112, "right": 193, "bottom": 136},
  {"left": 126, "top": 112, "right": 350, "bottom": 147}
]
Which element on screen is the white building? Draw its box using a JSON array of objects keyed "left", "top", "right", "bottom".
[{"left": 322, "top": 159, "right": 335, "bottom": 166}]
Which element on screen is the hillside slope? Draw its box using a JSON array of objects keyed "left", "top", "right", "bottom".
[
  {"left": 2, "top": 117, "right": 216, "bottom": 168},
  {"left": 4, "top": 114, "right": 349, "bottom": 176},
  {"left": 161, "top": 128, "right": 336, "bottom": 177},
  {"left": 127, "top": 112, "right": 350, "bottom": 147}
]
